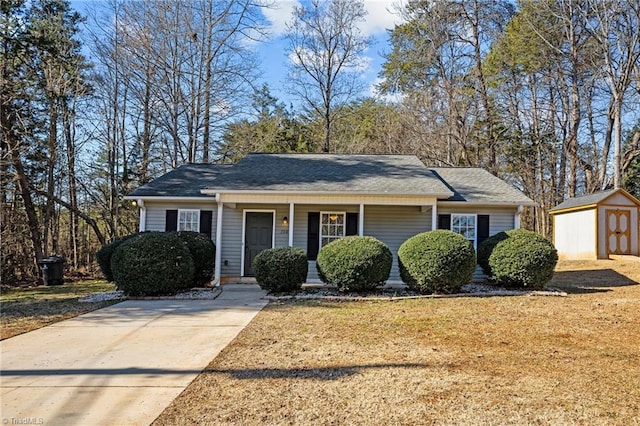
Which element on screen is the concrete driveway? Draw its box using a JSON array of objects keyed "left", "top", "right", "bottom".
[{"left": 0, "top": 284, "right": 267, "bottom": 426}]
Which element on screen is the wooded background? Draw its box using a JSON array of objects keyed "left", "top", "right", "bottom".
[{"left": 2, "top": 0, "right": 639, "bottom": 284}]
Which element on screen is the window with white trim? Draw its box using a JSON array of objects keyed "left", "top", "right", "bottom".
[
  {"left": 451, "top": 214, "right": 476, "bottom": 247},
  {"left": 178, "top": 209, "right": 199, "bottom": 232},
  {"left": 320, "top": 212, "right": 345, "bottom": 247}
]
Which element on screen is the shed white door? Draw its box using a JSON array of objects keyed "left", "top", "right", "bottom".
[{"left": 606, "top": 209, "right": 631, "bottom": 255}]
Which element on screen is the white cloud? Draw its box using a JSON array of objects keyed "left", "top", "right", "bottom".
[
  {"left": 369, "top": 77, "right": 404, "bottom": 103},
  {"left": 265, "top": 1, "right": 405, "bottom": 38},
  {"left": 263, "top": 0, "right": 301, "bottom": 37},
  {"left": 289, "top": 48, "right": 372, "bottom": 74},
  {"left": 360, "top": 0, "right": 406, "bottom": 36}
]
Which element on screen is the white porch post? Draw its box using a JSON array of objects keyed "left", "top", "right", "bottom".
[
  {"left": 514, "top": 205, "right": 523, "bottom": 229},
  {"left": 359, "top": 203, "right": 364, "bottom": 236},
  {"left": 288, "top": 203, "right": 294, "bottom": 246},
  {"left": 137, "top": 199, "right": 146, "bottom": 232},
  {"left": 213, "top": 198, "right": 224, "bottom": 286},
  {"left": 431, "top": 202, "right": 438, "bottom": 230}
]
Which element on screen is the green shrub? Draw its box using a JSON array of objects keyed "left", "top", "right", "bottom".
[
  {"left": 316, "top": 236, "right": 392, "bottom": 292},
  {"left": 253, "top": 247, "right": 308, "bottom": 293},
  {"left": 398, "top": 230, "right": 476, "bottom": 294},
  {"left": 486, "top": 229, "right": 558, "bottom": 289},
  {"left": 477, "top": 231, "right": 510, "bottom": 276},
  {"left": 172, "top": 231, "right": 215, "bottom": 286},
  {"left": 96, "top": 233, "right": 139, "bottom": 282},
  {"left": 111, "top": 232, "right": 194, "bottom": 296}
]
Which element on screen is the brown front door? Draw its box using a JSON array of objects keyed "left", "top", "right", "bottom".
[
  {"left": 606, "top": 209, "right": 631, "bottom": 255},
  {"left": 244, "top": 212, "right": 273, "bottom": 276}
]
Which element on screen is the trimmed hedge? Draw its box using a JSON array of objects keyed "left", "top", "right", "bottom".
[
  {"left": 477, "top": 231, "right": 510, "bottom": 277},
  {"left": 172, "top": 231, "right": 215, "bottom": 286},
  {"left": 253, "top": 247, "right": 308, "bottom": 293},
  {"left": 96, "top": 233, "right": 139, "bottom": 282},
  {"left": 111, "top": 232, "right": 194, "bottom": 296},
  {"left": 398, "top": 230, "right": 476, "bottom": 294},
  {"left": 316, "top": 236, "right": 392, "bottom": 292},
  {"left": 484, "top": 229, "right": 557, "bottom": 289}
]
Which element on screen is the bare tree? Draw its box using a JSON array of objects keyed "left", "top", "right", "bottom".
[
  {"left": 583, "top": 0, "right": 640, "bottom": 189},
  {"left": 285, "top": 0, "right": 370, "bottom": 153}
]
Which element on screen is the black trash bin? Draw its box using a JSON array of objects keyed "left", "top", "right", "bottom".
[{"left": 38, "top": 256, "right": 65, "bottom": 286}]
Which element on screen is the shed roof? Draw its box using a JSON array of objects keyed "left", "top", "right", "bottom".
[
  {"left": 430, "top": 168, "right": 536, "bottom": 205},
  {"left": 548, "top": 189, "right": 639, "bottom": 213}
]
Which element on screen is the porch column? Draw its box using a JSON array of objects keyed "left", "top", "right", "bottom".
[
  {"left": 359, "top": 203, "right": 364, "bottom": 236},
  {"left": 137, "top": 199, "right": 146, "bottom": 232},
  {"left": 288, "top": 203, "right": 294, "bottom": 246},
  {"left": 213, "top": 200, "right": 223, "bottom": 286},
  {"left": 431, "top": 203, "right": 438, "bottom": 230},
  {"left": 514, "top": 205, "right": 523, "bottom": 229}
]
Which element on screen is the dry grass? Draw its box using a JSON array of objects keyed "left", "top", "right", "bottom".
[
  {"left": 0, "top": 280, "right": 118, "bottom": 340},
  {"left": 154, "top": 259, "right": 640, "bottom": 426}
]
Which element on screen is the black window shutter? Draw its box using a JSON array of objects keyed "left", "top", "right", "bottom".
[
  {"left": 477, "top": 215, "right": 490, "bottom": 245},
  {"left": 199, "top": 210, "right": 213, "bottom": 238},
  {"left": 307, "top": 212, "right": 320, "bottom": 260},
  {"left": 438, "top": 214, "right": 451, "bottom": 230},
  {"left": 166, "top": 210, "right": 178, "bottom": 232},
  {"left": 346, "top": 213, "right": 358, "bottom": 236}
]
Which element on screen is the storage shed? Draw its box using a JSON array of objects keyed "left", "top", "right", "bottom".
[{"left": 549, "top": 189, "right": 640, "bottom": 259}]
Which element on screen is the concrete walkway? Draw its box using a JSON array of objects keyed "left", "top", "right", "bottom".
[{"left": 1, "top": 284, "right": 267, "bottom": 426}]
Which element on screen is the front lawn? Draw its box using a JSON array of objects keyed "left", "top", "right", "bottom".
[
  {"left": 0, "top": 280, "right": 118, "bottom": 340},
  {"left": 154, "top": 259, "right": 640, "bottom": 425}
]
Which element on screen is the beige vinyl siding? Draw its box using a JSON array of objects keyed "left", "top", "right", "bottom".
[
  {"left": 143, "top": 201, "right": 217, "bottom": 236},
  {"left": 437, "top": 206, "right": 517, "bottom": 235},
  {"left": 364, "top": 205, "right": 432, "bottom": 282}
]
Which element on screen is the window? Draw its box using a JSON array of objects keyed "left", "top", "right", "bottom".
[
  {"left": 320, "top": 212, "right": 345, "bottom": 247},
  {"left": 451, "top": 214, "right": 476, "bottom": 247},
  {"left": 178, "top": 209, "right": 199, "bottom": 232}
]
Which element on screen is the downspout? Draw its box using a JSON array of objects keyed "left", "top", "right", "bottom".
[
  {"left": 137, "top": 199, "right": 146, "bottom": 232},
  {"left": 212, "top": 193, "right": 223, "bottom": 286},
  {"left": 514, "top": 205, "right": 524, "bottom": 229}
]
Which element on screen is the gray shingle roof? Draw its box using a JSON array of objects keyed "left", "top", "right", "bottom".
[
  {"left": 549, "top": 189, "right": 618, "bottom": 212},
  {"left": 430, "top": 168, "right": 535, "bottom": 205},
  {"left": 127, "top": 154, "right": 534, "bottom": 206},
  {"left": 202, "top": 153, "right": 453, "bottom": 195},
  {"left": 128, "top": 164, "right": 232, "bottom": 198}
]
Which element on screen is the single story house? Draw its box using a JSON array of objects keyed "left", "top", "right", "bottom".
[
  {"left": 125, "top": 154, "right": 535, "bottom": 284},
  {"left": 549, "top": 188, "right": 640, "bottom": 259}
]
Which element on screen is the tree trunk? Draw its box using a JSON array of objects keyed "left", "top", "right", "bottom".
[{"left": 63, "top": 100, "right": 79, "bottom": 269}]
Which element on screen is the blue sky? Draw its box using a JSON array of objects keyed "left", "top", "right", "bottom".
[
  {"left": 71, "top": 0, "right": 404, "bottom": 107},
  {"left": 258, "top": 1, "right": 405, "bottom": 105}
]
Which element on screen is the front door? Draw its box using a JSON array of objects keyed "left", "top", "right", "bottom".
[
  {"left": 606, "top": 209, "right": 631, "bottom": 255},
  {"left": 244, "top": 212, "right": 273, "bottom": 276}
]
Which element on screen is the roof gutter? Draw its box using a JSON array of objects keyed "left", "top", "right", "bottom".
[
  {"left": 437, "top": 201, "right": 537, "bottom": 207},
  {"left": 200, "top": 189, "right": 455, "bottom": 198}
]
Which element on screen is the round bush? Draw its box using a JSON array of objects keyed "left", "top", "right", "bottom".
[
  {"left": 253, "top": 247, "right": 308, "bottom": 293},
  {"left": 316, "top": 236, "right": 392, "bottom": 292},
  {"left": 111, "top": 232, "right": 194, "bottom": 296},
  {"left": 172, "top": 231, "right": 215, "bottom": 286},
  {"left": 477, "top": 231, "right": 510, "bottom": 276},
  {"left": 486, "top": 229, "right": 558, "bottom": 289},
  {"left": 96, "top": 233, "right": 139, "bottom": 282},
  {"left": 398, "top": 230, "right": 476, "bottom": 294}
]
